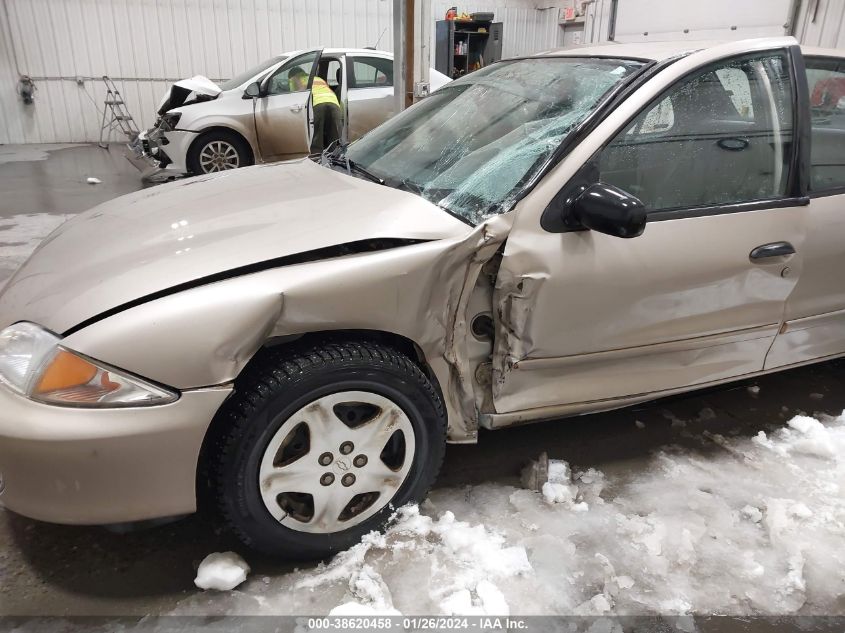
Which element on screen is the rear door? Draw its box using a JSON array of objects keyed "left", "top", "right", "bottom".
[
  {"left": 346, "top": 55, "right": 395, "bottom": 141},
  {"left": 492, "top": 43, "right": 807, "bottom": 414},
  {"left": 766, "top": 54, "right": 845, "bottom": 368},
  {"left": 254, "top": 49, "right": 321, "bottom": 160}
]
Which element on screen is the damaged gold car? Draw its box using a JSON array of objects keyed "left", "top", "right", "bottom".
[{"left": 1, "top": 37, "right": 844, "bottom": 557}]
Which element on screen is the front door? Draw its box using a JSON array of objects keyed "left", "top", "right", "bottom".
[
  {"left": 492, "top": 46, "right": 807, "bottom": 414},
  {"left": 254, "top": 49, "right": 322, "bottom": 160}
]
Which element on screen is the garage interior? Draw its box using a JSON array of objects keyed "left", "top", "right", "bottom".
[{"left": 3, "top": 0, "right": 845, "bottom": 624}]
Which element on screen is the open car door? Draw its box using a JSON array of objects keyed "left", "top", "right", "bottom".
[{"left": 253, "top": 49, "right": 322, "bottom": 160}]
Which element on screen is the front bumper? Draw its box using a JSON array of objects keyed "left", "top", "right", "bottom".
[
  {"left": 0, "top": 384, "right": 231, "bottom": 524},
  {"left": 134, "top": 126, "right": 195, "bottom": 174}
]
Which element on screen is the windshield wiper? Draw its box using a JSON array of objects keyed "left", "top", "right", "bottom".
[
  {"left": 320, "top": 141, "right": 385, "bottom": 186},
  {"left": 339, "top": 157, "right": 385, "bottom": 185}
]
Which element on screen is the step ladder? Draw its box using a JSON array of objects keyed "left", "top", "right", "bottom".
[{"left": 98, "top": 76, "right": 140, "bottom": 148}]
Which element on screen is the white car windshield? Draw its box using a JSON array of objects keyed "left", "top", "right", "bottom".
[
  {"left": 219, "top": 55, "right": 288, "bottom": 91},
  {"left": 345, "top": 57, "right": 644, "bottom": 225}
]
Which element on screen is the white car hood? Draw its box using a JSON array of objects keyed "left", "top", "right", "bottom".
[
  {"left": 0, "top": 159, "right": 470, "bottom": 334},
  {"left": 157, "top": 75, "right": 222, "bottom": 115}
]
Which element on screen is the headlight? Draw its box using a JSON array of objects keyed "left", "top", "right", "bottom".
[
  {"left": 0, "top": 322, "right": 178, "bottom": 407},
  {"left": 160, "top": 112, "right": 181, "bottom": 131}
]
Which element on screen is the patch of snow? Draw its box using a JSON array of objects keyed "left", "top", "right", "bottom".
[
  {"left": 194, "top": 552, "right": 250, "bottom": 591},
  {"left": 86, "top": 176, "right": 102, "bottom": 184},
  {"left": 542, "top": 481, "right": 576, "bottom": 504},
  {"left": 748, "top": 385, "right": 761, "bottom": 395},
  {"left": 741, "top": 505, "right": 763, "bottom": 523}
]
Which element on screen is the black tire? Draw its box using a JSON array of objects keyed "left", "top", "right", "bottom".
[
  {"left": 205, "top": 339, "right": 447, "bottom": 559},
  {"left": 186, "top": 129, "right": 254, "bottom": 175}
]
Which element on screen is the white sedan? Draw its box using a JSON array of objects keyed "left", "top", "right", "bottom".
[{"left": 137, "top": 47, "right": 450, "bottom": 175}]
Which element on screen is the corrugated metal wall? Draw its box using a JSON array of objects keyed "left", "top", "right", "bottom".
[
  {"left": 0, "top": 0, "right": 560, "bottom": 144},
  {"left": 582, "top": 0, "right": 614, "bottom": 44},
  {"left": 795, "top": 0, "right": 845, "bottom": 49},
  {"left": 0, "top": 0, "right": 395, "bottom": 144},
  {"left": 580, "top": 0, "right": 845, "bottom": 48}
]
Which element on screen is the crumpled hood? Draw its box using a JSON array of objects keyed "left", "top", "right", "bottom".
[
  {"left": 0, "top": 159, "right": 469, "bottom": 334},
  {"left": 157, "top": 75, "right": 222, "bottom": 115}
]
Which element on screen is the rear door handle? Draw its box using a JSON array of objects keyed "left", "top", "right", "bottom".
[
  {"left": 290, "top": 104, "right": 304, "bottom": 113},
  {"left": 749, "top": 241, "right": 796, "bottom": 261}
]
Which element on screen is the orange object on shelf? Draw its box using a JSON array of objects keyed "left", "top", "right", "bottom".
[{"left": 445, "top": 6, "right": 457, "bottom": 19}]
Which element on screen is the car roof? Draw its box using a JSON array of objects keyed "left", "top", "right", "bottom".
[
  {"left": 532, "top": 39, "right": 845, "bottom": 62},
  {"left": 282, "top": 47, "right": 391, "bottom": 58}
]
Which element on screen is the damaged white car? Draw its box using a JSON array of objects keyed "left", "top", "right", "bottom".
[
  {"left": 137, "top": 47, "right": 450, "bottom": 175},
  {"left": 2, "top": 38, "right": 845, "bottom": 558}
]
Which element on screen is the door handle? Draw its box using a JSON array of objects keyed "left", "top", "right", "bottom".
[
  {"left": 749, "top": 241, "right": 796, "bottom": 261},
  {"left": 290, "top": 104, "right": 304, "bottom": 113}
]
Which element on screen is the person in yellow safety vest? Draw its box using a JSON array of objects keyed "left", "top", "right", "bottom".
[{"left": 288, "top": 67, "right": 341, "bottom": 154}]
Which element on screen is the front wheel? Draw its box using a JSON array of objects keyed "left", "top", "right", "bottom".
[
  {"left": 207, "top": 340, "right": 447, "bottom": 558},
  {"left": 187, "top": 130, "right": 253, "bottom": 174}
]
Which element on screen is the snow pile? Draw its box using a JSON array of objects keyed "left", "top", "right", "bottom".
[
  {"left": 540, "top": 460, "right": 592, "bottom": 512},
  {"left": 297, "top": 505, "right": 532, "bottom": 615},
  {"left": 174, "top": 411, "right": 845, "bottom": 616},
  {"left": 194, "top": 552, "right": 251, "bottom": 591}
]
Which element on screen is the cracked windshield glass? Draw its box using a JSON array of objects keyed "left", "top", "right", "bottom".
[{"left": 345, "top": 57, "right": 644, "bottom": 224}]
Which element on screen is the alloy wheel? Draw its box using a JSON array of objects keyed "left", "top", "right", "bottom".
[
  {"left": 258, "top": 390, "right": 416, "bottom": 534},
  {"left": 198, "top": 140, "right": 240, "bottom": 172}
]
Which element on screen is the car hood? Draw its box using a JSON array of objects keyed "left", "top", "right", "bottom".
[
  {"left": 157, "top": 75, "right": 222, "bottom": 115},
  {"left": 0, "top": 159, "right": 469, "bottom": 334}
]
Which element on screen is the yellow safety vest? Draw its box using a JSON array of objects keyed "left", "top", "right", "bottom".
[{"left": 311, "top": 77, "right": 340, "bottom": 108}]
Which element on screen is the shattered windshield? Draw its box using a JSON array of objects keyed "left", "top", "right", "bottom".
[
  {"left": 219, "top": 55, "right": 288, "bottom": 91},
  {"left": 345, "top": 57, "right": 644, "bottom": 224}
]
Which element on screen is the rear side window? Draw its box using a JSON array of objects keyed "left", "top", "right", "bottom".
[
  {"left": 805, "top": 57, "right": 845, "bottom": 192},
  {"left": 350, "top": 57, "right": 393, "bottom": 88},
  {"left": 597, "top": 52, "right": 794, "bottom": 212}
]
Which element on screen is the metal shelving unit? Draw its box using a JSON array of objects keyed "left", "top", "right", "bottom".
[{"left": 435, "top": 19, "right": 503, "bottom": 79}]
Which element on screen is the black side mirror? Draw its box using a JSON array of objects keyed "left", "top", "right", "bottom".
[
  {"left": 243, "top": 82, "right": 261, "bottom": 99},
  {"left": 569, "top": 182, "right": 646, "bottom": 239}
]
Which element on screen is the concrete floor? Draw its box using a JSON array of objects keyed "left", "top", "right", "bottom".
[{"left": 2, "top": 144, "right": 845, "bottom": 616}]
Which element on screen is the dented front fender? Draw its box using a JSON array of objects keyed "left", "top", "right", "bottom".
[{"left": 63, "top": 215, "right": 512, "bottom": 442}]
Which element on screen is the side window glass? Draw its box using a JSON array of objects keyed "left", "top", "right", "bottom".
[
  {"left": 598, "top": 52, "right": 794, "bottom": 212},
  {"left": 351, "top": 57, "right": 394, "bottom": 88},
  {"left": 265, "top": 52, "right": 318, "bottom": 96},
  {"left": 634, "top": 97, "right": 673, "bottom": 135},
  {"left": 325, "top": 60, "right": 341, "bottom": 88},
  {"left": 805, "top": 58, "right": 845, "bottom": 191}
]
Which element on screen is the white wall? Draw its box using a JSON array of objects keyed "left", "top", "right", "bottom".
[
  {"left": 0, "top": 0, "right": 561, "bottom": 144},
  {"left": 795, "top": 0, "right": 845, "bottom": 49},
  {"left": 579, "top": 0, "right": 845, "bottom": 48},
  {"left": 610, "top": 0, "right": 794, "bottom": 42}
]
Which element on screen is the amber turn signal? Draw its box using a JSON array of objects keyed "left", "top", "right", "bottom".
[{"left": 34, "top": 350, "right": 98, "bottom": 394}]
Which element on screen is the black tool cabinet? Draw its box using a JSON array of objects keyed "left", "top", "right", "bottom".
[{"left": 434, "top": 19, "right": 503, "bottom": 79}]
